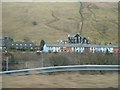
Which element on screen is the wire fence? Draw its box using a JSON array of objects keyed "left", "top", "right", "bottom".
[{"left": 1, "top": 52, "right": 119, "bottom": 71}]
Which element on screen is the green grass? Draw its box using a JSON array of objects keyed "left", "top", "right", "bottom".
[{"left": 2, "top": 2, "right": 118, "bottom": 44}]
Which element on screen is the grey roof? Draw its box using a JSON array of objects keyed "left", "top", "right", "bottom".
[
  {"left": 70, "top": 34, "right": 84, "bottom": 38},
  {"left": 0, "top": 36, "right": 11, "bottom": 39},
  {"left": 45, "top": 43, "right": 118, "bottom": 48},
  {"left": 12, "top": 42, "right": 34, "bottom": 44}
]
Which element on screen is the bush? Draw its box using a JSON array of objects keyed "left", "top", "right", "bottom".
[
  {"left": 32, "top": 21, "right": 37, "bottom": 26},
  {"left": 48, "top": 54, "right": 71, "bottom": 66},
  {"left": 3, "top": 52, "right": 118, "bottom": 70}
]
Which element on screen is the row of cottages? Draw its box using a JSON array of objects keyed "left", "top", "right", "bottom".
[
  {"left": 43, "top": 43, "right": 119, "bottom": 53},
  {"left": 2, "top": 36, "right": 35, "bottom": 51},
  {"left": 68, "top": 33, "right": 89, "bottom": 44},
  {"left": 9, "top": 42, "right": 35, "bottom": 50}
]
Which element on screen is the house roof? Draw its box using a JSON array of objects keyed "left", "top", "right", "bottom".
[
  {"left": 70, "top": 34, "right": 83, "bottom": 38},
  {"left": 11, "top": 42, "right": 34, "bottom": 44}
]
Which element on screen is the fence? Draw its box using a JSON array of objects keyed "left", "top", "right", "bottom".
[{"left": 1, "top": 52, "right": 119, "bottom": 71}]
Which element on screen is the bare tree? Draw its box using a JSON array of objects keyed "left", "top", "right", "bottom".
[{"left": 23, "top": 37, "right": 31, "bottom": 42}]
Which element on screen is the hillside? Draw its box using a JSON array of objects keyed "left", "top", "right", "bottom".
[{"left": 2, "top": 2, "right": 118, "bottom": 45}]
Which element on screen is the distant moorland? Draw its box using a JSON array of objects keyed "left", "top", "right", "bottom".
[{"left": 2, "top": 2, "right": 118, "bottom": 45}]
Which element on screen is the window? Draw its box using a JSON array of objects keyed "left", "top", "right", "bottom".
[
  {"left": 25, "top": 44, "right": 27, "bottom": 46},
  {"left": 20, "top": 44, "right": 22, "bottom": 46},
  {"left": 16, "top": 44, "right": 18, "bottom": 46},
  {"left": 12, "top": 44, "right": 14, "bottom": 46},
  {"left": 30, "top": 44, "right": 32, "bottom": 46}
]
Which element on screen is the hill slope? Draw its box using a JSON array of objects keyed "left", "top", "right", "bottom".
[{"left": 2, "top": 2, "right": 118, "bottom": 45}]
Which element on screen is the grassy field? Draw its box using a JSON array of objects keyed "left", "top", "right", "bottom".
[
  {"left": 2, "top": 2, "right": 118, "bottom": 45},
  {"left": 2, "top": 72, "right": 118, "bottom": 88}
]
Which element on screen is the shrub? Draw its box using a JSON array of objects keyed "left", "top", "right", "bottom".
[{"left": 48, "top": 54, "right": 71, "bottom": 66}]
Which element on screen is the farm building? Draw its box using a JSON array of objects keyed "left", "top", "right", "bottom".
[{"left": 68, "top": 33, "right": 89, "bottom": 44}]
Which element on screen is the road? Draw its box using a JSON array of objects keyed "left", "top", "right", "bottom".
[{"left": 1, "top": 65, "right": 119, "bottom": 76}]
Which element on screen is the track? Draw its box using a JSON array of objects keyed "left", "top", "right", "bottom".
[
  {"left": 87, "top": 3, "right": 97, "bottom": 22},
  {"left": 0, "top": 65, "right": 119, "bottom": 76},
  {"left": 79, "top": 2, "right": 84, "bottom": 34}
]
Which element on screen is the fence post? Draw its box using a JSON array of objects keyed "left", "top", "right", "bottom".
[{"left": 25, "top": 62, "right": 28, "bottom": 68}]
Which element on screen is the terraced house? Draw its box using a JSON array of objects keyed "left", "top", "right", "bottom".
[
  {"left": 43, "top": 43, "right": 119, "bottom": 53},
  {"left": 2, "top": 36, "right": 35, "bottom": 51},
  {"left": 10, "top": 42, "right": 35, "bottom": 51},
  {"left": 42, "top": 33, "right": 119, "bottom": 53}
]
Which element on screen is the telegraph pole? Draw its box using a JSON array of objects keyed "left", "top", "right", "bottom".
[
  {"left": 41, "top": 52, "right": 44, "bottom": 67},
  {"left": 6, "top": 57, "right": 9, "bottom": 71},
  {"left": 25, "top": 62, "right": 28, "bottom": 68}
]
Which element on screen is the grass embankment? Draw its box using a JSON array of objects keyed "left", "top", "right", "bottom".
[
  {"left": 2, "top": 52, "right": 118, "bottom": 70},
  {"left": 2, "top": 52, "right": 119, "bottom": 88},
  {"left": 2, "top": 72, "right": 118, "bottom": 88}
]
